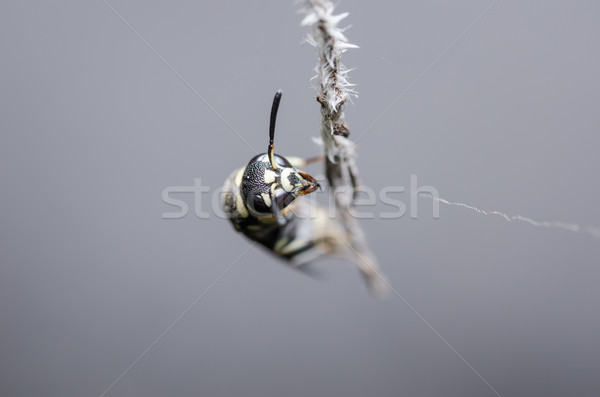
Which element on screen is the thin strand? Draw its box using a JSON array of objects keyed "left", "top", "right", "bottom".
[{"left": 420, "top": 193, "right": 600, "bottom": 240}]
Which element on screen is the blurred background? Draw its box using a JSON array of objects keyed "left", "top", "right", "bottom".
[{"left": 1, "top": 1, "right": 599, "bottom": 396}]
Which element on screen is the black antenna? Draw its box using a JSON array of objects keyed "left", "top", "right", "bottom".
[{"left": 268, "top": 90, "right": 282, "bottom": 170}]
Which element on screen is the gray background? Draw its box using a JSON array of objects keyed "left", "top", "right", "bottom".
[{"left": 1, "top": 1, "right": 599, "bottom": 396}]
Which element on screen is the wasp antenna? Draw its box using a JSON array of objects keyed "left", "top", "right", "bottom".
[{"left": 268, "top": 90, "right": 283, "bottom": 170}]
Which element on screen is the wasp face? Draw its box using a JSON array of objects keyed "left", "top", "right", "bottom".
[
  {"left": 241, "top": 153, "right": 320, "bottom": 216},
  {"left": 233, "top": 90, "right": 319, "bottom": 223}
]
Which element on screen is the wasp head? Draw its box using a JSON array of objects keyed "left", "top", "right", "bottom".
[
  {"left": 240, "top": 90, "right": 320, "bottom": 220},
  {"left": 241, "top": 153, "right": 320, "bottom": 216}
]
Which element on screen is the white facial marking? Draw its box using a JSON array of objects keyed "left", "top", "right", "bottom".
[
  {"left": 280, "top": 168, "right": 293, "bottom": 192},
  {"left": 270, "top": 184, "right": 278, "bottom": 200},
  {"left": 261, "top": 193, "right": 272, "bottom": 207},
  {"left": 264, "top": 169, "right": 276, "bottom": 184}
]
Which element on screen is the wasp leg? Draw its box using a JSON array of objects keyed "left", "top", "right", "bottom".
[
  {"left": 279, "top": 236, "right": 343, "bottom": 266},
  {"left": 278, "top": 239, "right": 326, "bottom": 264},
  {"left": 285, "top": 155, "right": 324, "bottom": 169}
]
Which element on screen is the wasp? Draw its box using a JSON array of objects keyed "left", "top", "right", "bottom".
[{"left": 222, "top": 90, "right": 386, "bottom": 294}]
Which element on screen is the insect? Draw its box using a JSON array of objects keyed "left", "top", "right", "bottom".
[{"left": 222, "top": 90, "right": 385, "bottom": 294}]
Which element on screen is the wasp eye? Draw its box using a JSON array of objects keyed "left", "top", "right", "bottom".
[
  {"left": 247, "top": 153, "right": 291, "bottom": 168},
  {"left": 274, "top": 154, "right": 292, "bottom": 168},
  {"left": 249, "top": 194, "right": 270, "bottom": 213}
]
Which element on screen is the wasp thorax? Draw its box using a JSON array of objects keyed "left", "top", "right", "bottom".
[{"left": 241, "top": 153, "right": 319, "bottom": 215}]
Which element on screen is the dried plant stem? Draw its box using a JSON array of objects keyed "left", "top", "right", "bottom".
[{"left": 301, "top": 0, "right": 388, "bottom": 295}]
